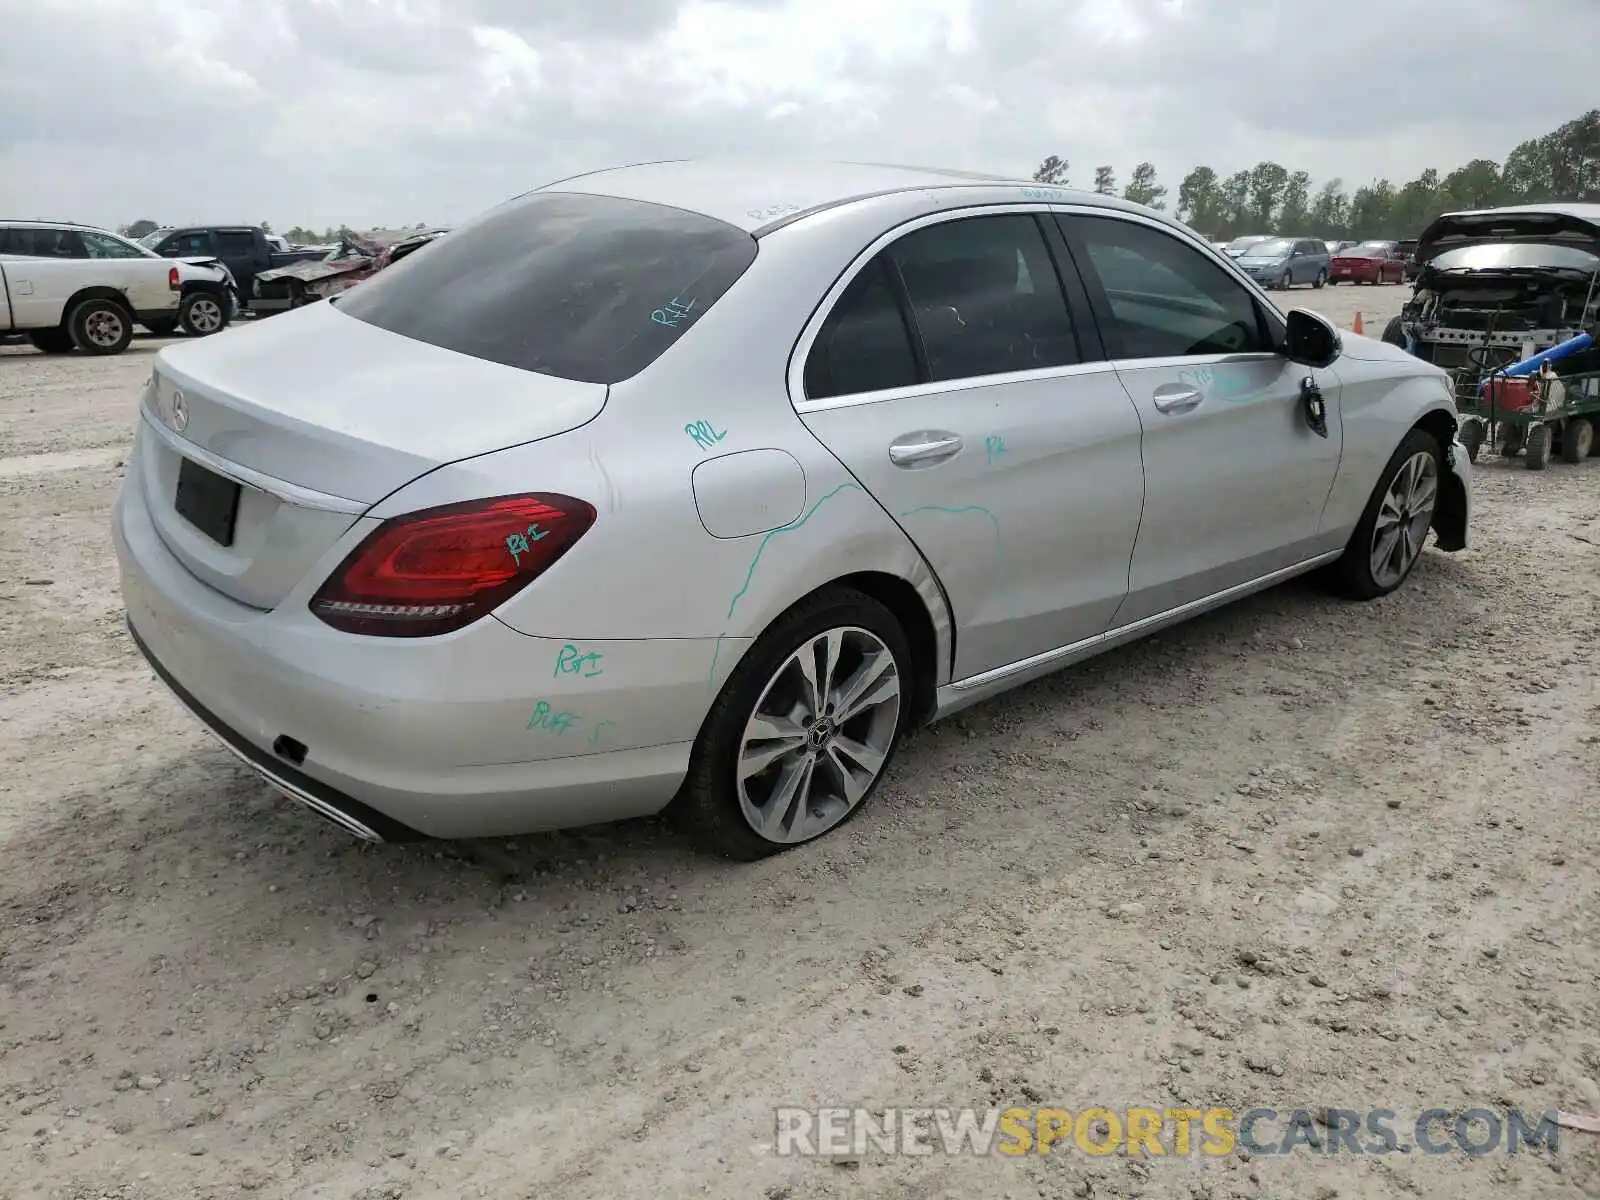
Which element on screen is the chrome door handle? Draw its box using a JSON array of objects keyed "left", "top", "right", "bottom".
[
  {"left": 1151, "top": 384, "right": 1203, "bottom": 414},
  {"left": 888, "top": 432, "right": 963, "bottom": 467}
]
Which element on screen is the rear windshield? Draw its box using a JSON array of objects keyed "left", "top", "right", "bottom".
[
  {"left": 1340, "top": 244, "right": 1387, "bottom": 258},
  {"left": 336, "top": 191, "right": 758, "bottom": 385},
  {"left": 1244, "top": 239, "right": 1293, "bottom": 257}
]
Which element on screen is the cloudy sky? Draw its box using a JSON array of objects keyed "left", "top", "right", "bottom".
[{"left": 1, "top": 0, "right": 1592, "bottom": 232}]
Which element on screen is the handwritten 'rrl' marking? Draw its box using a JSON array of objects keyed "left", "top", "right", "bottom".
[
  {"left": 506, "top": 523, "right": 550, "bottom": 565},
  {"left": 984, "top": 434, "right": 1007, "bottom": 463},
  {"left": 685, "top": 419, "right": 727, "bottom": 450},
  {"left": 527, "top": 700, "right": 579, "bottom": 734},
  {"left": 651, "top": 296, "right": 698, "bottom": 328},
  {"left": 554, "top": 643, "right": 604, "bottom": 679}
]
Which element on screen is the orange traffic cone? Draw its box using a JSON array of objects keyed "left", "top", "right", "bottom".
[{"left": 1352, "top": 311, "right": 1365, "bottom": 335}]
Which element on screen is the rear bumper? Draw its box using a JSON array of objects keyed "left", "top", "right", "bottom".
[
  {"left": 112, "top": 462, "right": 714, "bottom": 840},
  {"left": 126, "top": 619, "right": 423, "bottom": 842}
]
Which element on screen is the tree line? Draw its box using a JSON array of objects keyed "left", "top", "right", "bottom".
[{"left": 1034, "top": 108, "right": 1598, "bottom": 241}]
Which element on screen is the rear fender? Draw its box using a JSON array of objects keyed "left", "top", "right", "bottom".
[{"left": 62, "top": 285, "right": 136, "bottom": 326}]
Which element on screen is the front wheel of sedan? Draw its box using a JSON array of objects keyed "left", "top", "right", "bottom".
[
  {"left": 1325, "top": 428, "right": 1441, "bottom": 600},
  {"left": 680, "top": 587, "right": 911, "bottom": 860}
]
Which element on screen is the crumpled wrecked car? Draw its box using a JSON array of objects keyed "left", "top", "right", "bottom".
[
  {"left": 1384, "top": 203, "right": 1600, "bottom": 464},
  {"left": 379, "top": 227, "right": 449, "bottom": 268},
  {"left": 252, "top": 234, "right": 385, "bottom": 312}
]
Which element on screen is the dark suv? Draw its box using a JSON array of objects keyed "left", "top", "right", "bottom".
[{"left": 1395, "top": 238, "right": 1421, "bottom": 281}]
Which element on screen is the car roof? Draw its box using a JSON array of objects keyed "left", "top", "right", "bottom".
[
  {"left": 0, "top": 219, "right": 105, "bottom": 229},
  {"left": 532, "top": 157, "right": 1154, "bottom": 234}
]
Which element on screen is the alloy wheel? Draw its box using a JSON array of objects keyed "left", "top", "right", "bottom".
[
  {"left": 1369, "top": 450, "right": 1437, "bottom": 589},
  {"left": 188, "top": 297, "right": 224, "bottom": 333},
  {"left": 736, "top": 626, "right": 901, "bottom": 844},
  {"left": 84, "top": 308, "right": 125, "bottom": 348}
]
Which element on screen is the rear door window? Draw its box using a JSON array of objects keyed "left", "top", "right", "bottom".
[
  {"left": 337, "top": 192, "right": 758, "bottom": 385},
  {"left": 888, "top": 214, "right": 1081, "bottom": 382},
  {"left": 11, "top": 228, "right": 88, "bottom": 258},
  {"left": 216, "top": 230, "right": 257, "bottom": 257}
]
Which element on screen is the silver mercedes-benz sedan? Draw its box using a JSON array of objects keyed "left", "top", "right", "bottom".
[{"left": 112, "top": 160, "right": 1471, "bottom": 859}]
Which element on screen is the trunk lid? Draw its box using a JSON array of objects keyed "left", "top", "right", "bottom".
[
  {"left": 1416, "top": 205, "right": 1600, "bottom": 260},
  {"left": 139, "top": 300, "right": 607, "bottom": 608}
]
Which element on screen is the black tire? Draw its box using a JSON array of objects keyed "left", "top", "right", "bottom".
[
  {"left": 1313, "top": 269, "right": 1327, "bottom": 289},
  {"left": 1381, "top": 316, "right": 1406, "bottom": 347},
  {"left": 1559, "top": 417, "right": 1593, "bottom": 463},
  {"left": 1458, "top": 420, "right": 1483, "bottom": 463},
  {"left": 27, "top": 328, "right": 75, "bottom": 354},
  {"left": 1324, "top": 428, "right": 1442, "bottom": 600},
  {"left": 1278, "top": 271, "right": 1293, "bottom": 291},
  {"left": 142, "top": 319, "right": 179, "bottom": 338},
  {"left": 1524, "top": 423, "right": 1552, "bottom": 470},
  {"left": 1500, "top": 424, "right": 1525, "bottom": 457},
  {"left": 67, "top": 298, "right": 134, "bottom": 356},
  {"left": 178, "top": 290, "right": 229, "bottom": 337},
  {"left": 677, "top": 586, "right": 913, "bottom": 861}
]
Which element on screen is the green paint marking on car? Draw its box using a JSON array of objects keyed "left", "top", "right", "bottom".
[
  {"left": 723, "top": 483, "right": 864, "bottom": 622},
  {"left": 1179, "top": 364, "right": 1274, "bottom": 405},
  {"left": 709, "top": 482, "right": 865, "bottom": 687},
  {"left": 553, "top": 643, "right": 604, "bottom": 679},
  {"left": 526, "top": 701, "right": 580, "bottom": 734},
  {"left": 898, "top": 503, "right": 1004, "bottom": 563}
]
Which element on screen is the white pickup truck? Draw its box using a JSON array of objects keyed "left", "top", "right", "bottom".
[{"left": 1, "top": 221, "right": 237, "bottom": 355}]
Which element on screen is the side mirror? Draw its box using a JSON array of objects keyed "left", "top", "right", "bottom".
[{"left": 1284, "top": 308, "right": 1341, "bottom": 368}]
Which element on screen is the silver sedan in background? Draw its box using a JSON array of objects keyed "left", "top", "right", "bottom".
[{"left": 113, "top": 161, "right": 1471, "bottom": 859}]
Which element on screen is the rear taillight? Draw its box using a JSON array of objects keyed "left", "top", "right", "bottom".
[
  {"left": 310, "top": 493, "right": 596, "bottom": 637},
  {"left": 168, "top": 266, "right": 180, "bottom": 291}
]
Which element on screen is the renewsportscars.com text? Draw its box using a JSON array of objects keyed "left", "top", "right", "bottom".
[{"left": 773, "top": 1106, "right": 1562, "bottom": 1158}]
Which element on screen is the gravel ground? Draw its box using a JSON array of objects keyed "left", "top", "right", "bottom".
[{"left": 2, "top": 289, "right": 1597, "bottom": 1200}]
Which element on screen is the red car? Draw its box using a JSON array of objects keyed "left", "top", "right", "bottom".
[{"left": 1327, "top": 241, "right": 1405, "bottom": 285}]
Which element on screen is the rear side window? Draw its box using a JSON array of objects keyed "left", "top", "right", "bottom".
[
  {"left": 4, "top": 228, "right": 86, "bottom": 258},
  {"left": 804, "top": 258, "right": 919, "bottom": 399},
  {"left": 337, "top": 192, "right": 758, "bottom": 385},
  {"left": 216, "top": 230, "right": 257, "bottom": 257}
]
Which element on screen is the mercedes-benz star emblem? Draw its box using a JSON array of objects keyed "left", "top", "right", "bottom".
[{"left": 169, "top": 389, "right": 188, "bottom": 433}]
